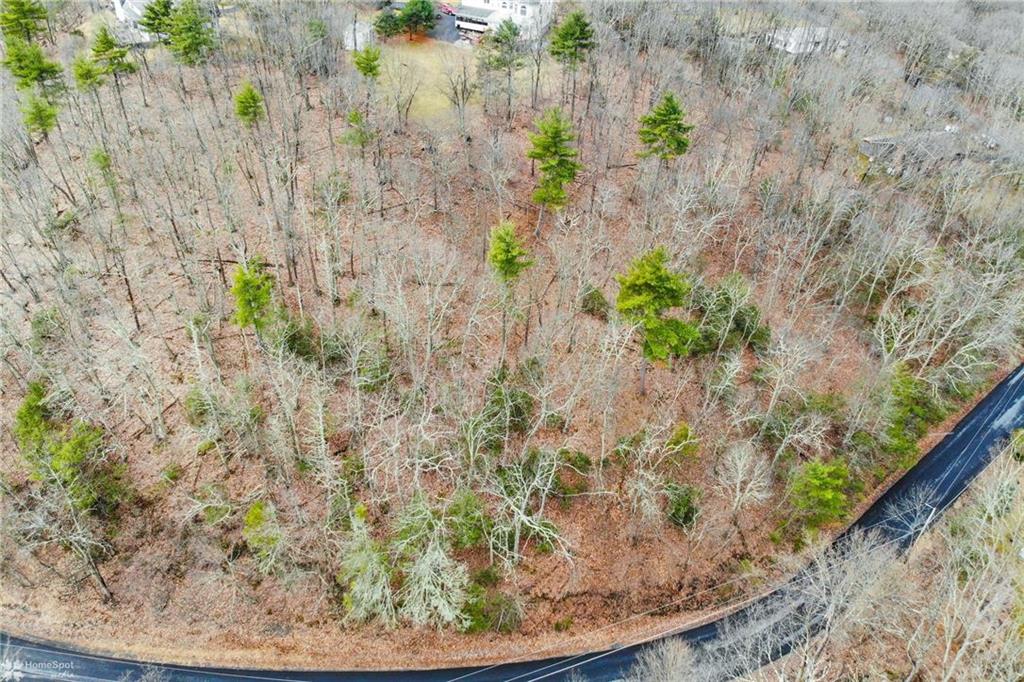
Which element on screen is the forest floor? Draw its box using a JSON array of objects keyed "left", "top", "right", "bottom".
[{"left": 1, "top": 368, "right": 1007, "bottom": 671}]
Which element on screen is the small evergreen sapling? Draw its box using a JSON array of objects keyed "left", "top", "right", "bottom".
[
  {"left": 790, "top": 459, "right": 851, "bottom": 528},
  {"left": 233, "top": 80, "right": 265, "bottom": 127},
  {"left": 20, "top": 92, "right": 58, "bottom": 139},
  {"left": 352, "top": 45, "right": 381, "bottom": 80},
  {"left": 231, "top": 258, "right": 276, "bottom": 335}
]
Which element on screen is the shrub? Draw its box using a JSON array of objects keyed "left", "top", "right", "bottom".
[
  {"left": 1011, "top": 428, "right": 1024, "bottom": 463},
  {"left": 338, "top": 503, "right": 396, "bottom": 625},
  {"left": 447, "top": 488, "right": 492, "bottom": 550},
  {"left": 553, "top": 449, "right": 591, "bottom": 499},
  {"left": 462, "top": 585, "right": 523, "bottom": 634},
  {"left": 29, "top": 307, "right": 62, "bottom": 349},
  {"left": 355, "top": 348, "right": 392, "bottom": 392},
  {"left": 665, "top": 422, "right": 699, "bottom": 458},
  {"left": 690, "top": 275, "right": 770, "bottom": 355},
  {"left": 790, "top": 459, "right": 850, "bottom": 527},
  {"left": 579, "top": 284, "right": 609, "bottom": 320},
  {"left": 182, "top": 385, "right": 213, "bottom": 427},
  {"left": 312, "top": 170, "right": 350, "bottom": 217},
  {"left": 243, "top": 500, "right": 284, "bottom": 573},
  {"left": 392, "top": 493, "right": 442, "bottom": 558},
  {"left": 15, "top": 382, "right": 125, "bottom": 515},
  {"left": 160, "top": 463, "right": 183, "bottom": 484},
  {"left": 884, "top": 365, "right": 946, "bottom": 467},
  {"left": 467, "top": 368, "right": 536, "bottom": 454},
  {"left": 196, "top": 484, "right": 232, "bottom": 525},
  {"left": 274, "top": 311, "right": 319, "bottom": 361},
  {"left": 397, "top": 536, "right": 470, "bottom": 629},
  {"left": 664, "top": 483, "right": 700, "bottom": 530}
]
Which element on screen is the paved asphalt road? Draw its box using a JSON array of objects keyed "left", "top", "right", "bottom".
[{"left": 4, "top": 363, "right": 1023, "bottom": 681}]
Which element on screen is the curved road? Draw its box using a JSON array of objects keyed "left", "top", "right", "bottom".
[{"left": 4, "top": 363, "right": 1024, "bottom": 681}]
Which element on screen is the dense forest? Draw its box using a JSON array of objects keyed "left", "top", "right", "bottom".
[{"left": 1, "top": 0, "right": 1022, "bottom": 676}]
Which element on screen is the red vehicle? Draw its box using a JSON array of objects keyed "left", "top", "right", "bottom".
[{"left": 438, "top": 3, "right": 456, "bottom": 15}]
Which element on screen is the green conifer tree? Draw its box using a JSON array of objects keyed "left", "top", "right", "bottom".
[
  {"left": 139, "top": 0, "right": 173, "bottom": 41},
  {"left": 168, "top": 0, "right": 216, "bottom": 67},
  {"left": 488, "top": 221, "right": 533, "bottom": 359},
  {"left": 790, "top": 459, "right": 850, "bottom": 528},
  {"left": 0, "top": 0, "right": 47, "bottom": 42},
  {"left": 231, "top": 258, "right": 276, "bottom": 336},
  {"left": 398, "top": 0, "right": 436, "bottom": 41},
  {"left": 2, "top": 37, "right": 63, "bottom": 94},
  {"left": 638, "top": 92, "right": 694, "bottom": 161},
  {"left": 20, "top": 92, "right": 58, "bottom": 139},
  {"left": 616, "top": 247, "right": 697, "bottom": 395},
  {"left": 233, "top": 80, "right": 265, "bottom": 127},
  {"left": 525, "top": 108, "right": 581, "bottom": 235},
  {"left": 353, "top": 45, "right": 381, "bottom": 81},
  {"left": 548, "top": 10, "right": 595, "bottom": 116},
  {"left": 480, "top": 19, "right": 523, "bottom": 123}
]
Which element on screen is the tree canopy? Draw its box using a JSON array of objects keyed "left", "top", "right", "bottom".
[
  {"left": 139, "top": 0, "right": 173, "bottom": 40},
  {"left": 2, "top": 37, "right": 62, "bottom": 93},
  {"left": 353, "top": 45, "right": 381, "bottom": 80},
  {"left": 790, "top": 459, "right": 851, "bottom": 527},
  {"left": 526, "top": 108, "right": 581, "bottom": 211},
  {"left": 20, "top": 92, "right": 57, "bottom": 138},
  {"left": 549, "top": 10, "right": 595, "bottom": 70},
  {"left": 638, "top": 92, "right": 694, "bottom": 161},
  {"left": 373, "top": 11, "right": 402, "bottom": 40},
  {"left": 234, "top": 80, "right": 265, "bottom": 127},
  {"left": 168, "top": 0, "right": 216, "bottom": 67},
  {"left": 231, "top": 258, "right": 276, "bottom": 334},
  {"left": 488, "top": 222, "right": 533, "bottom": 285},
  {"left": 72, "top": 56, "right": 106, "bottom": 92},
  {"left": 616, "top": 248, "right": 698, "bottom": 365},
  {"left": 0, "top": 0, "right": 47, "bottom": 42},
  {"left": 481, "top": 19, "right": 523, "bottom": 72},
  {"left": 398, "top": 0, "right": 436, "bottom": 40},
  {"left": 91, "top": 26, "right": 136, "bottom": 78}
]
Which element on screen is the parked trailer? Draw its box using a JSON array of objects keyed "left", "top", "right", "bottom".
[{"left": 455, "top": 6, "right": 494, "bottom": 32}]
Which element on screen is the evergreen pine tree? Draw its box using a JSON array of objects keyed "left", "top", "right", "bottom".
[
  {"left": 548, "top": 10, "right": 595, "bottom": 116},
  {"left": 91, "top": 26, "right": 136, "bottom": 78},
  {"left": 0, "top": 0, "right": 47, "bottom": 42},
  {"left": 233, "top": 80, "right": 265, "bottom": 127},
  {"left": 168, "top": 0, "right": 216, "bottom": 67},
  {"left": 353, "top": 45, "right": 381, "bottom": 81},
  {"left": 525, "top": 108, "right": 581, "bottom": 235},
  {"left": 231, "top": 258, "right": 276, "bottom": 335},
  {"left": 488, "top": 221, "right": 532, "bottom": 361},
  {"left": 2, "top": 37, "right": 62, "bottom": 94},
  {"left": 790, "top": 459, "right": 850, "bottom": 527},
  {"left": 638, "top": 92, "right": 694, "bottom": 161},
  {"left": 398, "top": 0, "right": 436, "bottom": 41},
  {"left": 488, "top": 221, "right": 533, "bottom": 284},
  {"left": 20, "top": 92, "right": 57, "bottom": 139},
  {"left": 480, "top": 19, "right": 523, "bottom": 123},
  {"left": 139, "top": 0, "right": 173, "bottom": 41},
  {"left": 72, "top": 55, "right": 105, "bottom": 91},
  {"left": 616, "top": 247, "right": 697, "bottom": 395}
]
